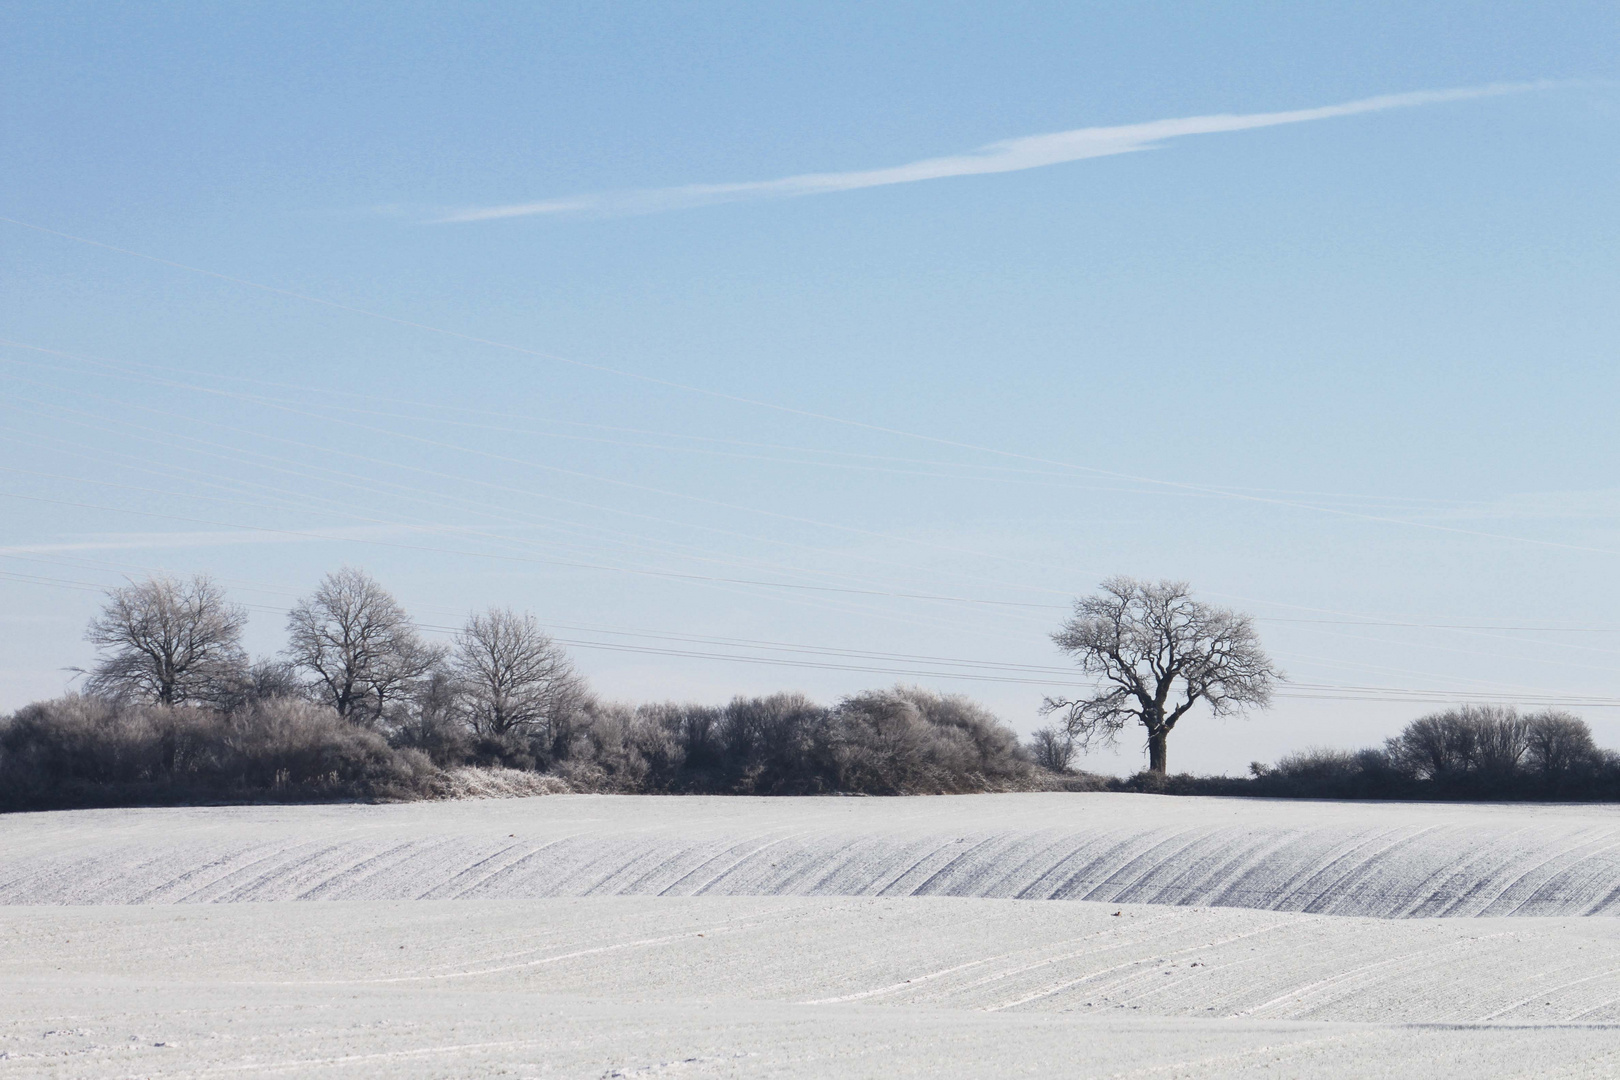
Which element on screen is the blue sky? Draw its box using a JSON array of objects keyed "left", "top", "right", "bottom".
[{"left": 3, "top": 2, "right": 1618, "bottom": 774}]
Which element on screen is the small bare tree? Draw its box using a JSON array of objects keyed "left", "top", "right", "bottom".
[
  {"left": 1028, "top": 726, "right": 1076, "bottom": 773},
  {"left": 1042, "top": 577, "right": 1279, "bottom": 774},
  {"left": 83, "top": 574, "right": 248, "bottom": 705},
  {"left": 452, "top": 608, "right": 588, "bottom": 743},
  {"left": 284, "top": 567, "right": 441, "bottom": 724}
]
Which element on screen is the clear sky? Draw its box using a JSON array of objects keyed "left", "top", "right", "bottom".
[{"left": 3, "top": 2, "right": 1618, "bottom": 775}]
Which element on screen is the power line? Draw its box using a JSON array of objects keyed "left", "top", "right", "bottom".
[
  {"left": 3, "top": 218, "right": 1615, "bottom": 558},
  {"left": 12, "top": 341, "right": 1618, "bottom": 644},
  {"left": 2, "top": 342, "right": 1105, "bottom": 591},
  {"left": 15, "top": 545, "right": 1607, "bottom": 703},
  {"left": 4, "top": 337, "right": 1502, "bottom": 513},
  {"left": 7, "top": 567, "right": 1620, "bottom": 708},
  {"left": 0, "top": 353, "right": 1086, "bottom": 612},
  {"left": 12, "top": 414, "right": 1620, "bottom": 683},
  {"left": 9, "top": 222, "right": 1620, "bottom": 698},
  {"left": 6, "top": 409, "right": 1613, "bottom": 680},
  {"left": 25, "top": 340, "right": 1620, "bottom": 680},
  {"left": 0, "top": 487, "right": 1066, "bottom": 610},
  {"left": 1260, "top": 617, "right": 1620, "bottom": 632},
  {"left": 1, "top": 419, "right": 1060, "bottom": 633}
]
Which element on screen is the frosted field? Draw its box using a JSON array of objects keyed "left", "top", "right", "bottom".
[{"left": 5, "top": 794, "right": 1620, "bottom": 1077}]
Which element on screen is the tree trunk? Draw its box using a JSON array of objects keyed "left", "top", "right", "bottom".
[{"left": 1147, "top": 729, "right": 1168, "bottom": 774}]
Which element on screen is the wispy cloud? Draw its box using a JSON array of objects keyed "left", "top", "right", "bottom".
[{"left": 440, "top": 82, "right": 1555, "bottom": 223}]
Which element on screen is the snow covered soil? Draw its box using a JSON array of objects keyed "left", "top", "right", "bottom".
[
  {"left": 4, "top": 897, "right": 1620, "bottom": 1077},
  {"left": 5, "top": 794, "right": 1620, "bottom": 1077},
  {"left": 6, "top": 793, "right": 1620, "bottom": 916}
]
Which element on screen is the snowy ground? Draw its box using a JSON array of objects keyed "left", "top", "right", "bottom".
[{"left": 4, "top": 794, "right": 1620, "bottom": 1077}]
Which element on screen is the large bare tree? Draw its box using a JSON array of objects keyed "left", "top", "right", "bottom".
[
  {"left": 1042, "top": 577, "right": 1279, "bottom": 774},
  {"left": 83, "top": 574, "right": 248, "bottom": 705},
  {"left": 452, "top": 608, "right": 588, "bottom": 741},
  {"left": 284, "top": 567, "right": 441, "bottom": 724}
]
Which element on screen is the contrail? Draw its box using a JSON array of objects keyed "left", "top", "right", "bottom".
[{"left": 440, "top": 82, "right": 1555, "bottom": 223}]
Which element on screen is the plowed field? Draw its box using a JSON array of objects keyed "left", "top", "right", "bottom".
[{"left": 4, "top": 793, "right": 1619, "bottom": 1077}]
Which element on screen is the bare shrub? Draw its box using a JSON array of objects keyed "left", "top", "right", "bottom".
[
  {"left": 1272, "top": 747, "right": 1364, "bottom": 782},
  {"left": 222, "top": 697, "right": 439, "bottom": 797},
  {"left": 212, "top": 659, "right": 307, "bottom": 714},
  {"left": 1233, "top": 708, "right": 1620, "bottom": 800},
  {"left": 660, "top": 702, "right": 724, "bottom": 769},
  {"left": 719, "top": 693, "right": 828, "bottom": 793},
  {"left": 829, "top": 686, "right": 1031, "bottom": 794},
  {"left": 542, "top": 687, "right": 1030, "bottom": 796},
  {"left": 1471, "top": 707, "right": 1533, "bottom": 776},
  {"left": 0, "top": 695, "right": 225, "bottom": 792},
  {"left": 1386, "top": 713, "right": 1469, "bottom": 779},
  {"left": 83, "top": 574, "right": 248, "bottom": 705},
  {"left": 556, "top": 701, "right": 685, "bottom": 792},
  {"left": 826, "top": 690, "right": 942, "bottom": 794},
  {"left": 918, "top": 691, "right": 1029, "bottom": 769},
  {"left": 435, "top": 766, "right": 573, "bottom": 800},
  {"left": 1027, "top": 726, "right": 1076, "bottom": 773},
  {"left": 0, "top": 694, "right": 441, "bottom": 809}
]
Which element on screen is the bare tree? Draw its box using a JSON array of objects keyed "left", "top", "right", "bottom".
[
  {"left": 452, "top": 608, "right": 588, "bottom": 742},
  {"left": 1384, "top": 711, "right": 1472, "bottom": 779},
  {"left": 1386, "top": 705, "right": 1539, "bottom": 779},
  {"left": 1525, "top": 710, "right": 1598, "bottom": 777},
  {"left": 392, "top": 668, "right": 471, "bottom": 765},
  {"left": 284, "top": 568, "right": 441, "bottom": 724},
  {"left": 83, "top": 574, "right": 247, "bottom": 705},
  {"left": 1028, "top": 726, "right": 1076, "bottom": 773},
  {"left": 1469, "top": 706, "right": 1532, "bottom": 775},
  {"left": 1042, "top": 577, "right": 1279, "bottom": 774}
]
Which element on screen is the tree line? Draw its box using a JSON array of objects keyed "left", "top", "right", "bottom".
[
  {"left": 2, "top": 568, "right": 1613, "bottom": 808},
  {"left": 1034, "top": 703, "right": 1620, "bottom": 800},
  {"left": 46, "top": 570, "right": 1295, "bottom": 780},
  {"left": 0, "top": 568, "right": 1046, "bottom": 808},
  {"left": 78, "top": 567, "right": 591, "bottom": 748}
]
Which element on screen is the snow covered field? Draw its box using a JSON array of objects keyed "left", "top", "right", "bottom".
[{"left": 4, "top": 793, "right": 1620, "bottom": 1077}]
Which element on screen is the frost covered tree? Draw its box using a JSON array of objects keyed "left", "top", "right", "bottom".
[
  {"left": 1042, "top": 577, "right": 1278, "bottom": 774},
  {"left": 283, "top": 567, "right": 441, "bottom": 725},
  {"left": 83, "top": 574, "right": 248, "bottom": 705},
  {"left": 451, "top": 608, "right": 588, "bottom": 740},
  {"left": 1027, "top": 726, "right": 1076, "bottom": 773}
]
